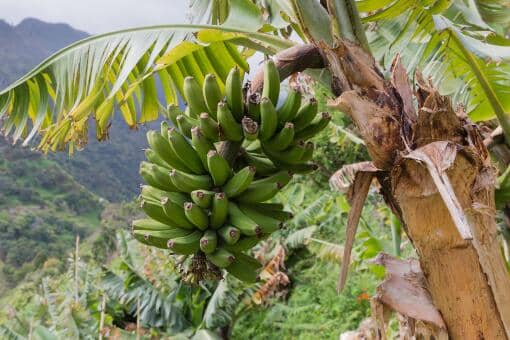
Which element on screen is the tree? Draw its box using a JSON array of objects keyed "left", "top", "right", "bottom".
[{"left": 2, "top": 0, "right": 510, "bottom": 338}]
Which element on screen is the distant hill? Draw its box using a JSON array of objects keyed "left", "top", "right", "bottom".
[{"left": 0, "top": 18, "right": 151, "bottom": 201}]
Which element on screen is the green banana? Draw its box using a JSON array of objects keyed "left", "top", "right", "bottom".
[
  {"left": 236, "top": 182, "right": 281, "bottom": 204},
  {"left": 259, "top": 97, "right": 278, "bottom": 141},
  {"left": 191, "top": 126, "right": 215, "bottom": 170},
  {"left": 294, "top": 112, "right": 331, "bottom": 140},
  {"left": 132, "top": 218, "right": 175, "bottom": 231},
  {"left": 141, "top": 186, "right": 186, "bottom": 206},
  {"left": 203, "top": 73, "right": 223, "bottom": 118},
  {"left": 144, "top": 148, "right": 170, "bottom": 169},
  {"left": 146, "top": 131, "right": 191, "bottom": 172},
  {"left": 224, "top": 236, "right": 260, "bottom": 252},
  {"left": 242, "top": 117, "right": 259, "bottom": 141},
  {"left": 140, "top": 200, "right": 177, "bottom": 226},
  {"left": 190, "top": 190, "right": 214, "bottom": 208},
  {"left": 210, "top": 192, "right": 229, "bottom": 229},
  {"left": 228, "top": 202, "right": 262, "bottom": 236},
  {"left": 183, "top": 76, "right": 208, "bottom": 117},
  {"left": 293, "top": 98, "right": 318, "bottom": 131},
  {"left": 242, "top": 152, "right": 278, "bottom": 175},
  {"left": 239, "top": 204, "right": 282, "bottom": 234},
  {"left": 263, "top": 142, "right": 306, "bottom": 165},
  {"left": 167, "top": 127, "right": 205, "bottom": 174},
  {"left": 243, "top": 139, "right": 261, "bottom": 152},
  {"left": 207, "top": 248, "right": 236, "bottom": 268},
  {"left": 280, "top": 162, "right": 318, "bottom": 174},
  {"left": 160, "top": 121, "right": 171, "bottom": 137},
  {"left": 263, "top": 122, "right": 295, "bottom": 151},
  {"left": 167, "top": 230, "right": 203, "bottom": 255},
  {"left": 251, "top": 170, "right": 293, "bottom": 187},
  {"left": 200, "top": 230, "right": 218, "bottom": 254},
  {"left": 251, "top": 203, "right": 293, "bottom": 222},
  {"left": 165, "top": 104, "right": 182, "bottom": 126},
  {"left": 218, "top": 225, "right": 241, "bottom": 245},
  {"left": 207, "top": 150, "right": 231, "bottom": 186},
  {"left": 161, "top": 197, "right": 195, "bottom": 229},
  {"left": 133, "top": 228, "right": 193, "bottom": 249},
  {"left": 184, "top": 202, "right": 209, "bottom": 230},
  {"left": 262, "top": 59, "right": 280, "bottom": 105},
  {"left": 199, "top": 112, "right": 220, "bottom": 141},
  {"left": 140, "top": 162, "right": 178, "bottom": 192},
  {"left": 301, "top": 142, "right": 314, "bottom": 162},
  {"left": 217, "top": 102, "right": 243, "bottom": 141},
  {"left": 247, "top": 93, "right": 261, "bottom": 121},
  {"left": 225, "top": 67, "right": 244, "bottom": 120},
  {"left": 226, "top": 252, "right": 261, "bottom": 283},
  {"left": 176, "top": 114, "right": 197, "bottom": 138},
  {"left": 169, "top": 169, "right": 212, "bottom": 192},
  {"left": 277, "top": 89, "right": 302, "bottom": 123},
  {"left": 223, "top": 166, "right": 256, "bottom": 197}
]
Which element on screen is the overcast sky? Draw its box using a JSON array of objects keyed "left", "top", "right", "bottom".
[{"left": 0, "top": 0, "right": 190, "bottom": 34}]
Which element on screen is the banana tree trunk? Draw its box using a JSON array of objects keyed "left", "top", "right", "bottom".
[{"left": 323, "top": 40, "right": 510, "bottom": 338}]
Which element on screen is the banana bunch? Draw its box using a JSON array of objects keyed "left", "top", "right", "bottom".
[{"left": 134, "top": 61, "right": 330, "bottom": 283}]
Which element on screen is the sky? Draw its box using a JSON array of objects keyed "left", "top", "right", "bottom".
[{"left": 0, "top": 0, "right": 189, "bottom": 34}]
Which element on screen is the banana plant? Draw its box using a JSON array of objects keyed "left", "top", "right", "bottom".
[{"left": 3, "top": 0, "right": 510, "bottom": 337}]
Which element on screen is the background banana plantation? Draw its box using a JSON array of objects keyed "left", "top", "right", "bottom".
[{"left": 1, "top": 0, "right": 510, "bottom": 339}]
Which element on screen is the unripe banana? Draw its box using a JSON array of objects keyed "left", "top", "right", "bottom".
[
  {"left": 210, "top": 192, "right": 229, "bottom": 229},
  {"left": 191, "top": 127, "right": 215, "bottom": 171},
  {"left": 228, "top": 202, "right": 262, "bottom": 236},
  {"left": 167, "top": 127, "right": 205, "bottom": 175},
  {"left": 167, "top": 230, "right": 203, "bottom": 255},
  {"left": 207, "top": 248, "right": 236, "bottom": 268},
  {"left": 293, "top": 98, "right": 318, "bottom": 131},
  {"left": 224, "top": 236, "right": 260, "bottom": 252},
  {"left": 263, "top": 122, "right": 295, "bottom": 151},
  {"left": 225, "top": 67, "right": 244, "bottom": 120},
  {"left": 144, "top": 148, "right": 170, "bottom": 169},
  {"left": 169, "top": 169, "right": 212, "bottom": 193},
  {"left": 251, "top": 170, "right": 293, "bottom": 187},
  {"left": 160, "top": 121, "right": 171, "bottom": 138},
  {"left": 262, "top": 59, "right": 280, "bottom": 105},
  {"left": 183, "top": 76, "right": 208, "bottom": 117},
  {"left": 259, "top": 97, "right": 278, "bottom": 141},
  {"left": 223, "top": 166, "right": 256, "bottom": 197},
  {"left": 191, "top": 190, "right": 214, "bottom": 208},
  {"left": 132, "top": 218, "right": 174, "bottom": 231},
  {"left": 247, "top": 93, "right": 261, "bottom": 121},
  {"left": 140, "top": 200, "right": 178, "bottom": 226},
  {"left": 140, "top": 162, "right": 178, "bottom": 192},
  {"left": 236, "top": 182, "right": 281, "bottom": 204},
  {"left": 203, "top": 74, "right": 223, "bottom": 118},
  {"left": 207, "top": 150, "right": 231, "bottom": 186},
  {"left": 146, "top": 131, "right": 191, "bottom": 172},
  {"left": 161, "top": 197, "right": 195, "bottom": 229},
  {"left": 239, "top": 204, "right": 283, "bottom": 234},
  {"left": 281, "top": 162, "right": 318, "bottom": 174},
  {"left": 277, "top": 89, "right": 301, "bottom": 123},
  {"left": 242, "top": 139, "right": 261, "bottom": 153},
  {"left": 133, "top": 228, "right": 193, "bottom": 249},
  {"left": 218, "top": 225, "right": 241, "bottom": 245},
  {"left": 176, "top": 114, "right": 197, "bottom": 138},
  {"left": 226, "top": 252, "right": 261, "bottom": 283},
  {"left": 200, "top": 230, "right": 218, "bottom": 254},
  {"left": 217, "top": 102, "right": 243, "bottom": 141},
  {"left": 294, "top": 112, "right": 331, "bottom": 140},
  {"left": 199, "top": 112, "right": 220, "bottom": 142},
  {"left": 166, "top": 104, "right": 182, "bottom": 126},
  {"left": 263, "top": 142, "right": 306, "bottom": 165},
  {"left": 242, "top": 152, "right": 278, "bottom": 175},
  {"left": 141, "top": 185, "right": 186, "bottom": 206},
  {"left": 300, "top": 142, "right": 314, "bottom": 162},
  {"left": 184, "top": 202, "right": 209, "bottom": 230},
  {"left": 251, "top": 203, "right": 293, "bottom": 222},
  {"left": 242, "top": 117, "right": 259, "bottom": 141}
]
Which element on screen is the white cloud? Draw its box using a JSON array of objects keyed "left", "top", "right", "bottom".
[{"left": 0, "top": 0, "right": 189, "bottom": 34}]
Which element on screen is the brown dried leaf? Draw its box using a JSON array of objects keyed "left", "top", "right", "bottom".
[
  {"left": 390, "top": 54, "right": 416, "bottom": 122},
  {"left": 371, "top": 253, "right": 446, "bottom": 329}
]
